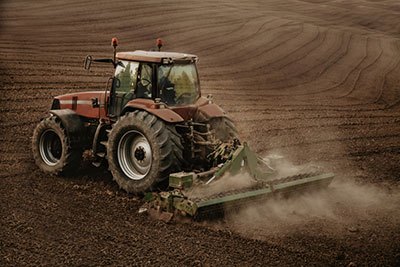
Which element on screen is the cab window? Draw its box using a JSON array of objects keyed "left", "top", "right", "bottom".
[
  {"left": 158, "top": 63, "right": 200, "bottom": 105},
  {"left": 137, "top": 63, "right": 153, "bottom": 99},
  {"left": 111, "top": 61, "right": 139, "bottom": 115},
  {"left": 114, "top": 61, "right": 139, "bottom": 94}
]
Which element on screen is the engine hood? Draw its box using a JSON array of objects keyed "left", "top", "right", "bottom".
[{"left": 54, "top": 91, "right": 108, "bottom": 119}]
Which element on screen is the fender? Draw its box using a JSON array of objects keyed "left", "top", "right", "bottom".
[
  {"left": 199, "top": 103, "right": 226, "bottom": 118},
  {"left": 122, "top": 100, "right": 184, "bottom": 123},
  {"left": 197, "top": 103, "right": 226, "bottom": 120},
  {"left": 49, "top": 109, "right": 85, "bottom": 138}
]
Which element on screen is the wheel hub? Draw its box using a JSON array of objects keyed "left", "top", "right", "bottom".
[
  {"left": 134, "top": 146, "right": 146, "bottom": 161},
  {"left": 117, "top": 130, "right": 152, "bottom": 180}
]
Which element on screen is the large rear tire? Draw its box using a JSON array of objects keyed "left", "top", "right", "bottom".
[
  {"left": 107, "top": 110, "right": 183, "bottom": 194},
  {"left": 32, "top": 116, "right": 82, "bottom": 175},
  {"left": 195, "top": 117, "right": 239, "bottom": 168},
  {"left": 209, "top": 117, "right": 239, "bottom": 142}
]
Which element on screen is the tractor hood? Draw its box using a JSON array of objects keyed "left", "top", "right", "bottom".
[{"left": 53, "top": 91, "right": 108, "bottom": 119}]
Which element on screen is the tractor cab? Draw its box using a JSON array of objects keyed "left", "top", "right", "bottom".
[
  {"left": 109, "top": 50, "right": 201, "bottom": 116},
  {"left": 82, "top": 38, "right": 202, "bottom": 117}
]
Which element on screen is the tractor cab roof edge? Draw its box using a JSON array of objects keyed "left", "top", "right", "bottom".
[{"left": 116, "top": 50, "right": 198, "bottom": 64}]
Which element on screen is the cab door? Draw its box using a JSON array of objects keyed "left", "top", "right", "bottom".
[{"left": 109, "top": 60, "right": 139, "bottom": 116}]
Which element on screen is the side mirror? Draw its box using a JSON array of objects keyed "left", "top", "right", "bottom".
[{"left": 84, "top": 55, "right": 92, "bottom": 71}]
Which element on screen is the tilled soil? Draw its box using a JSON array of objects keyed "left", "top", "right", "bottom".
[{"left": 1, "top": 0, "right": 400, "bottom": 266}]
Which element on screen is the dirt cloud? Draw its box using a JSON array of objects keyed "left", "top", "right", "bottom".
[{"left": 225, "top": 176, "right": 400, "bottom": 239}]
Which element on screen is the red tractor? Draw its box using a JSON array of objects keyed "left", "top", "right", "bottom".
[{"left": 32, "top": 38, "right": 238, "bottom": 194}]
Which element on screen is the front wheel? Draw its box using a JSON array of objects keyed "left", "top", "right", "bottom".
[
  {"left": 32, "top": 116, "right": 82, "bottom": 174},
  {"left": 107, "top": 111, "right": 183, "bottom": 194}
]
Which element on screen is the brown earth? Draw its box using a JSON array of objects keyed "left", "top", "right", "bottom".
[{"left": 1, "top": 0, "right": 400, "bottom": 266}]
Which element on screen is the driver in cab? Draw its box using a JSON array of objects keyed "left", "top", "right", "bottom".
[
  {"left": 136, "top": 64, "right": 152, "bottom": 98},
  {"left": 158, "top": 66, "right": 175, "bottom": 105}
]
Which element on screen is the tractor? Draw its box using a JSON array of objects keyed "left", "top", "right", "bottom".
[{"left": 32, "top": 38, "right": 333, "bottom": 218}]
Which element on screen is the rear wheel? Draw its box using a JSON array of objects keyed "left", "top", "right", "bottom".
[
  {"left": 209, "top": 117, "right": 239, "bottom": 142},
  {"left": 194, "top": 117, "right": 239, "bottom": 169},
  {"left": 32, "top": 116, "right": 82, "bottom": 174},
  {"left": 107, "top": 110, "right": 183, "bottom": 194}
]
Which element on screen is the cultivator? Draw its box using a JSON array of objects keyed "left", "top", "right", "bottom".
[{"left": 143, "top": 141, "right": 334, "bottom": 221}]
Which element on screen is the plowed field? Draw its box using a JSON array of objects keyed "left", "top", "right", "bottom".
[{"left": 1, "top": 0, "right": 400, "bottom": 266}]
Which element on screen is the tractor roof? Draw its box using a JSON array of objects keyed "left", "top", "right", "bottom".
[{"left": 116, "top": 50, "right": 198, "bottom": 64}]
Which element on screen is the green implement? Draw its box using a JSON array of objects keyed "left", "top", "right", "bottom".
[{"left": 144, "top": 142, "right": 334, "bottom": 220}]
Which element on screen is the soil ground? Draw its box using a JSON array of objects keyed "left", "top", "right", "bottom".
[{"left": 1, "top": 0, "right": 400, "bottom": 266}]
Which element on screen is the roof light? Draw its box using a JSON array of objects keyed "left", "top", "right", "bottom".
[
  {"left": 111, "top": 37, "right": 118, "bottom": 48},
  {"left": 156, "top": 38, "right": 163, "bottom": 51}
]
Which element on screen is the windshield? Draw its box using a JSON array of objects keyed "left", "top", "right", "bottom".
[{"left": 158, "top": 63, "right": 200, "bottom": 106}]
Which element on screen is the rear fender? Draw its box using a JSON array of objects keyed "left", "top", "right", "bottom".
[
  {"left": 122, "top": 103, "right": 184, "bottom": 123},
  {"left": 195, "top": 103, "right": 227, "bottom": 122},
  {"left": 49, "top": 109, "right": 85, "bottom": 138}
]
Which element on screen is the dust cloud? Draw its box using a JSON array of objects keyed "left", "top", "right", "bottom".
[
  {"left": 185, "top": 171, "right": 257, "bottom": 200},
  {"left": 262, "top": 153, "right": 324, "bottom": 177},
  {"left": 225, "top": 176, "right": 400, "bottom": 239},
  {"left": 185, "top": 152, "right": 323, "bottom": 200},
  {"left": 186, "top": 143, "right": 400, "bottom": 241},
  {"left": 224, "top": 130, "right": 400, "bottom": 239}
]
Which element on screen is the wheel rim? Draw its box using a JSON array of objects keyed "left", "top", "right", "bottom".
[
  {"left": 117, "top": 130, "right": 152, "bottom": 180},
  {"left": 39, "top": 129, "right": 62, "bottom": 166}
]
